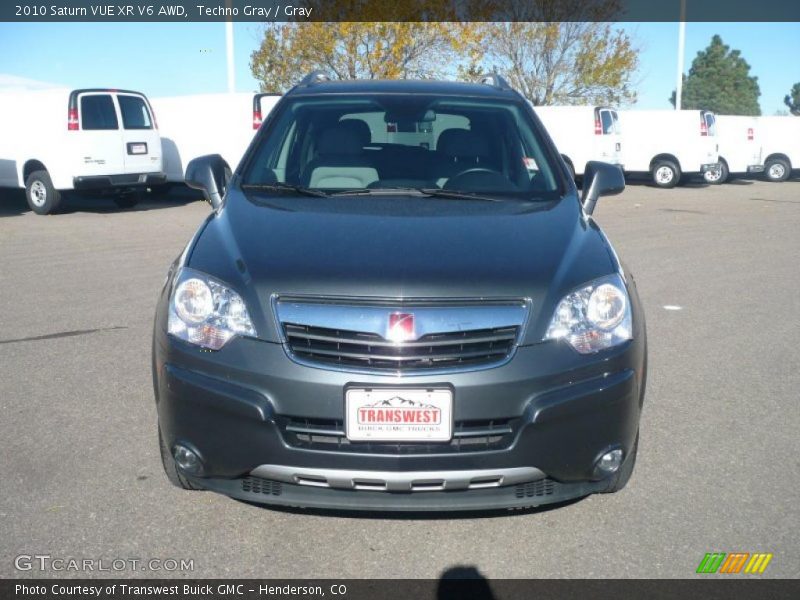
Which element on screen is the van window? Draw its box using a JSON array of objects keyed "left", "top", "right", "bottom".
[
  {"left": 703, "top": 112, "right": 717, "bottom": 136},
  {"left": 80, "top": 95, "right": 118, "bottom": 130},
  {"left": 118, "top": 95, "right": 153, "bottom": 130},
  {"left": 599, "top": 110, "right": 616, "bottom": 134}
]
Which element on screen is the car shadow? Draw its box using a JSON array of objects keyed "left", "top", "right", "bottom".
[
  {"left": 0, "top": 184, "right": 204, "bottom": 217},
  {"left": 234, "top": 495, "right": 586, "bottom": 520}
]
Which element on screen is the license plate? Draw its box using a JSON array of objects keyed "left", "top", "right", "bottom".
[
  {"left": 128, "top": 143, "right": 147, "bottom": 155},
  {"left": 345, "top": 388, "right": 452, "bottom": 442}
]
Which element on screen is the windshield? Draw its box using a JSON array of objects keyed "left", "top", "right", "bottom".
[{"left": 241, "top": 93, "right": 561, "bottom": 199}]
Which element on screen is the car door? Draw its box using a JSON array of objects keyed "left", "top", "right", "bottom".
[
  {"left": 115, "top": 92, "right": 161, "bottom": 175},
  {"left": 76, "top": 91, "right": 125, "bottom": 177}
]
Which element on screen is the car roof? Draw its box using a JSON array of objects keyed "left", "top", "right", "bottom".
[{"left": 287, "top": 78, "right": 521, "bottom": 99}]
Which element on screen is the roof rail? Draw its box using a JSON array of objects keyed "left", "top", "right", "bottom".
[
  {"left": 476, "top": 72, "right": 511, "bottom": 90},
  {"left": 298, "top": 70, "right": 331, "bottom": 86}
]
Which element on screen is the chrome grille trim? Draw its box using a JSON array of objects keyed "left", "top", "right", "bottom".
[
  {"left": 250, "top": 465, "right": 545, "bottom": 492},
  {"left": 273, "top": 298, "right": 531, "bottom": 374}
]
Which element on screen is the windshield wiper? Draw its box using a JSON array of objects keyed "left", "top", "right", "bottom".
[
  {"left": 417, "top": 188, "right": 504, "bottom": 203},
  {"left": 330, "top": 187, "right": 504, "bottom": 202},
  {"left": 241, "top": 183, "right": 328, "bottom": 197}
]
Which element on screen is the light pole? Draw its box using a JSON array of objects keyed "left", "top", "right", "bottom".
[
  {"left": 225, "top": 0, "right": 235, "bottom": 93},
  {"left": 675, "top": 0, "right": 687, "bottom": 110}
]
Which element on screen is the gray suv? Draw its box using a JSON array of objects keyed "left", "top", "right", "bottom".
[{"left": 152, "top": 72, "right": 647, "bottom": 511}]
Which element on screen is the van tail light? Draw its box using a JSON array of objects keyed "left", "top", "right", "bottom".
[
  {"left": 594, "top": 114, "right": 602, "bottom": 135},
  {"left": 253, "top": 109, "right": 262, "bottom": 129},
  {"left": 67, "top": 107, "right": 79, "bottom": 131},
  {"left": 747, "top": 127, "right": 754, "bottom": 141},
  {"left": 700, "top": 115, "right": 708, "bottom": 137}
]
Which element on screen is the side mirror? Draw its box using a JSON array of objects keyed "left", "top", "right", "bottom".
[
  {"left": 185, "top": 154, "right": 231, "bottom": 209},
  {"left": 581, "top": 161, "right": 625, "bottom": 215}
]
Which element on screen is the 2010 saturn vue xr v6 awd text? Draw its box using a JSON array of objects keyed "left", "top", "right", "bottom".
[{"left": 152, "top": 72, "right": 647, "bottom": 511}]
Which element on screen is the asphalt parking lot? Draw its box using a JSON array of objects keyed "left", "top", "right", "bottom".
[{"left": 1, "top": 178, "right": 798, "bottom": 579}]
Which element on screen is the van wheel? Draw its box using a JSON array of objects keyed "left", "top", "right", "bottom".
[
  {"left": 600, "top": 432, "right": 639, "bottom": 494},
  {"left": 158, "top": 426, "right": 202, "bottom": 491},
  {"left": 651, "top": 160, "right": 680, "bottom": 188},
  {"left": 114, "top": 193, "right": 141, "bottom": 209},
  {"left": 25, "top": 170, "right": 62, "bottom": 215},
  {"left": 704, "top": 161, "right": 728, "bottom": 185},
  {"left": 764, "top": 158, "right": 791, "bottom": 182}
]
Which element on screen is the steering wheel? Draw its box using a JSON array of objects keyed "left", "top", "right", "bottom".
[{"left": 452, "top": 167, "right": 500, "bottom": 179}]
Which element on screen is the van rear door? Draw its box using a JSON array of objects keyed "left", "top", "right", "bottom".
[
  {"left": 74, "top": 91, "right": 125, "bottom": 177},
  {"left": 115, "top": 92, "right": 160, "bottom": 175}
]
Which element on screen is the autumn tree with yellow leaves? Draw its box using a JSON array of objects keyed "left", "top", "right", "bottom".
[{"left": 249, "top": 0, "right": 638, "bottom": 106}]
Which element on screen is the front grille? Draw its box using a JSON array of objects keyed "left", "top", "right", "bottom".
[
  {"left": 278, "top": 415, "right": 518, "bottom": 454},
  {"left": 515, "top": 479, "right": 557, "bottom": 499},
  {"left": 282, "top": 323, "right": 519, "bottom": 371},
  {"left": 241, "top": 476, "right": 282, "bottom": 496}
]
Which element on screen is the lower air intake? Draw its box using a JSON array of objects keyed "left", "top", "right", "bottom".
[
  {"left": 242, "top": 476, "right": 282, "bottom": 496},
  {"left": 514, "top": 479, "right": 557, "bottom": 499}
]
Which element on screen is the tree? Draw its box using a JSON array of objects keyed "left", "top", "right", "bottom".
[
  {"left": 670, "top": 35, "right": 760, "bottom": 115},
  {"left": 784, "top": 82, "right": 800, "bottom": 115},
  {"left": 461, "top": 1, "right": 638, "bottom": 106},
  {"left": 249, "top": 0, "right": 483, "bottom": 92}
]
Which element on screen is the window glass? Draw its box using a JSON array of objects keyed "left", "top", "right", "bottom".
[
  {"left": 243, "top": 94, "right": 561, "bottom": 199},
  {"left": 118, "top": 95, "right": 153, "bottom": 129},
  {"left": 80, "top": 95, "right": 118, "bottom": 130}
]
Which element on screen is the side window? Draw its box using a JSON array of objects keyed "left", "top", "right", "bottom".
[
  {"left": 117, "top": 95, "right": 153, "bottom": 130},
  {"left": 80, "top": 94, "right": 118, "bottom": 130}
]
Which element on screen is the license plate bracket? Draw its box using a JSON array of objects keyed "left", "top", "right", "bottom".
[{"left": 345, "top": 387, "right": 453, "bottom": 442}]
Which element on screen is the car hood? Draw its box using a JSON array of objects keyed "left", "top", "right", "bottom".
[{"left": 187, "top": 191, "right": 618, "bottom": 343}]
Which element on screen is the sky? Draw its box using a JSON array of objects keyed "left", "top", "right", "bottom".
[{"left": 0, "top": 21, "right": 798, "bottom": 114}]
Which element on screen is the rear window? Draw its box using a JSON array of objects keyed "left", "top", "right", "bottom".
[
  {"left": 118, "top": 95, "right": 153, "bottom": 130},
  {"left": 80, "top": 95, "right": 118, "bottom": 130},
  {"left": 703, "top": 112, "right": 717, "bottom": 136},
  {"left": 599, "top": 110, "right": 616, "bottom": 134}
]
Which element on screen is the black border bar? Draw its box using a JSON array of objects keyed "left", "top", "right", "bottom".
[
  {"left": 3, "top": 579, "right": 800, "bottom": 600},
  {"left": 4, "top": 0, "right": 800, "bottom": 22}
]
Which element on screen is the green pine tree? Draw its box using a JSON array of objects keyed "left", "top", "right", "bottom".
[
  {"left": 670, "top": 35, "right": 761, "bottom": 115},
  {"left": 785, "top": 82, "right": 800, "bottom": 115}
]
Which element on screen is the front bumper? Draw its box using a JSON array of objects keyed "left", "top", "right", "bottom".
[{"left": 154, "top": 323, "right": 645, "bottom": 510}]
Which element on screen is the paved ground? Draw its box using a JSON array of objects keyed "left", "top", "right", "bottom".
[{"left": 1, "top": 179, "right": 798, "bottom": 579}]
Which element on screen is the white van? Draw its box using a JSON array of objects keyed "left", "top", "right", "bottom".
[
  {"left": 757, "top": 116, "right": 800, "bottom": 182},
  {"left": 533, "top": 105, "right": 622, "bottom": 178},
  {"left": 704, "top": 115, "right": 764, "bottom": 184},
  {"left": 151, "top": 92, "right": 281, "bottom": 184},
  {"left": 618, "top": 109, "right": 719, "bottom": 188},
  {"left": 0, "top": 87, "right": 164, "bottom": 214}
]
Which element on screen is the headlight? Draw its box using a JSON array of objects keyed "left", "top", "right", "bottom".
[
  {"left": 167, "top": 268, "right": 256, "bottom": 350},
  {"left": 545, "top": 274, "right": 632, "bottom": 354}
]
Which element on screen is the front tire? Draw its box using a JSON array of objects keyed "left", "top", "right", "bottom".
[
  {"left": 158, "top": 426, "right": 202, "bottom": 491},
  {"left": 704, "top": 161, "right": 728, "bottom": 185},
  {"left": 651, "top": 160, "right": 680, "bottom": 188},
  {"left": 764, "top": 157, "right": 791, "bottom": 182},
  {"left": 25, "top": 170, "right": 63, "bottom": 215}
]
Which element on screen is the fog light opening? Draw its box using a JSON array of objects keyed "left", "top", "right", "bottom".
[
  {"left": 173, "top": 444, "right": 202, "bottom": 475},
  {"left": 596, "top": 448, "right": 624, "bottom": 475}
]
